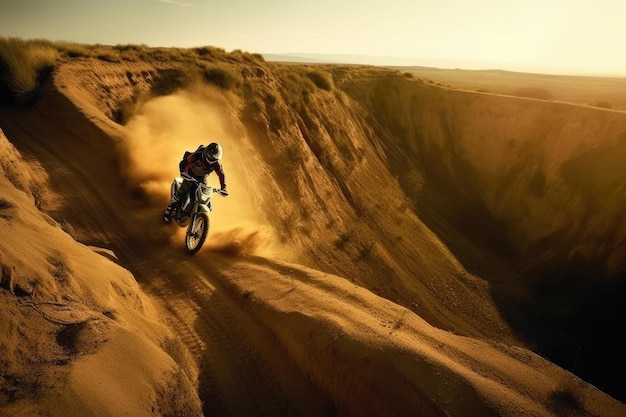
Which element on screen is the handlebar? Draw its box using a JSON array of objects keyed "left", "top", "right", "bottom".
[{"left": 180, "top": 173, "right": 228, "bottom": 197}]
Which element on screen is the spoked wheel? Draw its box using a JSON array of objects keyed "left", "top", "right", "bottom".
[{"left": 185, "top": 212, "right": 210, "bottom": 254}]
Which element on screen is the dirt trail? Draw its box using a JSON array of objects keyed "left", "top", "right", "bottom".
[
  {"left": 0, "top": 106, "right": 335, "bottom": 416},
  {"left": 3, "top": 59, "right": 626, "bottom": 416}
]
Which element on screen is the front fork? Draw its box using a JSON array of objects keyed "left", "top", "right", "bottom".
[{"left": 187, "top": 212, "right": 201, "bottom": 237}]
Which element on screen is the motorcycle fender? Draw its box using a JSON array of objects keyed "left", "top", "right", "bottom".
[
  {"left": 198, "top": 203, "right": 212, "bottom": 213},
  {"left": 171, "top": 177, "right": 183, "bottom": 197}
]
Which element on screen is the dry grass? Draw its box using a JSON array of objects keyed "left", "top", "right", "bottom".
[
  {"left": 275, "top": 66, "right": 338, "bottom": 112},
  {"left": 0, "top": 37, "right": 60, "bottom": 101},
  {"left": 0, "top": 37, "right": 265, "bottom": 104},
  {"left": 307, "top": 69, "right": 334, "bottom": 91},
  {"left": 199, "top": 63, "right": 240, "bottom": 90},
  {"left": 397, "top": 66, "right": 626, "bottom": 110}
]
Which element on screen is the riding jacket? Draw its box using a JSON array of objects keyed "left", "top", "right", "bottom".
[{"left": 179, "top": 146, "right": 226, "bottom": 191}]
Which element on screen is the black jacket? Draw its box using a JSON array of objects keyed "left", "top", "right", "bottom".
[{"left": 179, "top": 146, "right": 226, "bottom": 190}]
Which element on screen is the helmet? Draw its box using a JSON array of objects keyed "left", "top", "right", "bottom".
[{"left": 203, "top": 142, "right": 222, "bottom": 163}]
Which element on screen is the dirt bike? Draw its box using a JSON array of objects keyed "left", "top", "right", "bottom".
[{"left": 168, "top": 174, "right": 228, "bottom": 254}]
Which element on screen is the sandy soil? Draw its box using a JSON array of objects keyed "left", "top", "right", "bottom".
[{"left": 1, "top": 57, "right": 625, "bottom": 416}]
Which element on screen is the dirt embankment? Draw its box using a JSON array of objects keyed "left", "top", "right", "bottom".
[
  {"left": 342, "top": 73, "right": 626, "bottom": 280},
  {"left": 339, "top": 72, "right": 626, "bottom": 399},
  {"left": 0, "top": 128, "right": 202, "bottom": 416},
  {"left": 1, "top": 55, "right": 625, "bottom": 416}
]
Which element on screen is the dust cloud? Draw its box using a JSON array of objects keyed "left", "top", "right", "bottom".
[
  {"left": 204, "top": 226, "right": 264, "bottom": 256},
  {"left": 119, "top": 87, "right": 275, "bottom": 256},
  {"left": 121, "top": 90, "right": 224, "bottom": 202}
]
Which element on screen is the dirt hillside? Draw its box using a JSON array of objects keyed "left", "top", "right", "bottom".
[{"left": 1, "top": 51, "right": 625, "bottom": 417}]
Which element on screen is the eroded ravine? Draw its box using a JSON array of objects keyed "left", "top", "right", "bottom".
[
  {"left": 0, "top": 95, "right": 469, "bottom": 417},
  {"left": 0, "top": 106, "right": 335, "bottom": 417},
  {"left": 131, "top": 249, "right": 335, "bottom": 417},
  {"left": 3, "top": 56, "right": 626, "bottom": 415}
]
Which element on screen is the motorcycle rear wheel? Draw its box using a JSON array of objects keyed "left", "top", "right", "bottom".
[{"left": 185, "top": 212, "right": 210, "bottom": 254}]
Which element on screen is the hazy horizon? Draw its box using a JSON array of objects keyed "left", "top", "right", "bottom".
[
  {"left": 261, "top": 52, "right": 626, "bottom": 77},
  {"left": 1, "top": 0, "right": 625, "bottom": 76}
]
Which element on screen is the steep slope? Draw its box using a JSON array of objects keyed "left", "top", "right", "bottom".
[
  {"left": 238, "top": 64, "right": 626, "bottom": 398},
  {"left": 338, "top": 71, "right": 626, "bottom": 398},
  {"left": 0, "top": 129, "right": 202, "bottom": 416},
  {"left": 1, "top": 53, "right": 625, "bottom": 416}
]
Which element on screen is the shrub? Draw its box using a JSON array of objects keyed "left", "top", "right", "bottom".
[
  {"left": 0, "top": 37, "right": 60, "bottom": 100},
  {"left": 251, "top": 52, "right": 265, "bottom": 62},
  {"left": 111, "top": 44, "right": 148, "bottom": 62},
  {"left": 57, "top": 42, "right": 92, "bottom": 58},
  {"left": 151, "top": 68, "right": 193, "bottom": 96},
  {"left": 112, "top": 43, "right": 147, "bottom": 53},
  {"left": 138, "top": 47, "right": 183, "bottom": 63},
  {"left": 307, "top": 70, "right": 333, "bottom": 91},
  {"left": 201, "top": 65, "right": 239, "bottom": 90},
  {"left": 96, "top": 50, "right": 121, "bottom": 62},
  {"left": 193, "top": 45, "right": 226, "bottom": 59},
  {"left": 278, "top": 68, "right": 316, "bottom": 110}
]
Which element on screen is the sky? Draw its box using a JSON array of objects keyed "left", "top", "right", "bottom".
[{"left": 1, "top": 0, "right": 625, "bottom": 76}]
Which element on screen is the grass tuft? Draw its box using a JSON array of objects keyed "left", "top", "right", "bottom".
[
  {"left": 0, "top": 37, "right": 60, "bottom": 101},
  {"left": 200, "top": 64, "right": 239, "bottom": 90},
  {"left": 307, "top": 70, "right": 334, "bottom": 91}
]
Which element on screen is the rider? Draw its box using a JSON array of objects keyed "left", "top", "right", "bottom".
[{"left": 163, "top": 142, "right": 227, "bottom": 223}]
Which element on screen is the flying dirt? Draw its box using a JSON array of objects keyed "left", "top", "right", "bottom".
[{"left": 1, "top": 47, "right": 625, "bottom": 417}]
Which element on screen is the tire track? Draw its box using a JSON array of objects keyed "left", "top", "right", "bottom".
[
  {"left": 131, "top": 248, "right": 331, "bottom": 417},
  {"left": 139, "top": 268, "right": 231, "bottom": 417},
  {"left": 2, "top": 104, "right": 333, "bottom": 417}
]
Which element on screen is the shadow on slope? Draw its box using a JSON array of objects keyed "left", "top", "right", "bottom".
[
  {"left": 5, "top": 53, "right": 625, "bottom": 412},
  {"left": 340, "top": 71, "right": 626, "bottom": 401},
  {"left": 0, "top": 126, "right": 203, "bottom": 417}
]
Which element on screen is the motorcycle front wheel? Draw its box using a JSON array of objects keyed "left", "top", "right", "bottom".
[{"left": 185, "top": 212, "right": 210, "bottom": 254}]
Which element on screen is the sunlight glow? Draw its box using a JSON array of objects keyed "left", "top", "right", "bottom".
[{"left": 1, "top": 0, "right": 625, "bottom": 75}]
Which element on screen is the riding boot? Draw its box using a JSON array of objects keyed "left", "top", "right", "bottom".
[{"left": 163, "top": 193, "right": 180, "bottom": 223}]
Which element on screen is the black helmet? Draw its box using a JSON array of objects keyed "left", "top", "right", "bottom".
[{"left": 203, "top": 142, "right": 223, "bottom": 162}]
